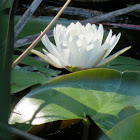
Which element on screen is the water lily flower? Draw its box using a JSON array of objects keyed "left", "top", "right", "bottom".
[{"left": 31, "top": 22, "right": 130, "bottom": 72}]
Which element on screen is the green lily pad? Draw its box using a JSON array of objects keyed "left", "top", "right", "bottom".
[
  {"left": 104, "top": 56, "right": 140, "bottom": 71},
  {"left": 100, "top": 112, "right": 140, "bottom": 140},
  {"left": 11, "top": 69, "right": 49, "bottom": 93},
  {"left": 9, "top": 69, "right": 140, "bottom": 133},
  {"left": 13, "top": 55, "right": 61, "bottom": 77},
  {"left": 108, "top": 56, "right": 140, "bottom": 65},
  {"left": 0, "top": 0, "right": 12, "bottom": 11},
  {"left": 11, "top": 55, "right": 61, "bottom": 93}
]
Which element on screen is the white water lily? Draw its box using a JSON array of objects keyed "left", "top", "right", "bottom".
[{"left": 31, "top": 22, "right": 130, "bottom": 71}]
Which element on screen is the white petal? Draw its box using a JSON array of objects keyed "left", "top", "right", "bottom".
[
  {"left": 53, "top": 27, "right": 60, "bottom": 46},
  {"left": 76, "top": 22, "right": 82, "bottom": 28},
  {"left": 88, "top": 48, "right": 107, "bottom": 68},
  {"left": 85, "top": 23, "right": 92, "bottom": 33},
  {"left": 104, "top": 33, "right": 121, "bottom": 58},
  {"left": 42, "top": 48, "right": 49, "bottom": 55},
  {"left": 105, "top": 29, "right": 112, "bottom": 43},
  {"left": 59, "top": 46, "right": 70, "bottom": 65},
  {"left": 43, "top": 49, "right": 65, "bottom": 67},
  {"left": 97, "top": 24, "right": 104, "bottom": 45},
  {"left": 78, "top": 41, "right": 101, "bottom": 68},
  {"left": 47, "top": 53, "right": 64, "bottom": 68},
  {"left": 66, "top": 36, "right": 80, "bottom": 66},
  {"left": 66, "top": 23, "right": 75, "bottom": 34},
  {"left": 55, "top": 24, "right": 66, "bottom": 34},
  {"left": 76, "top": 47, "right": 89, "bottom": 68},
  {"left": 91, "top": 24, "right": 97, "bottom": 33},
  {"left": 91, "top": 39, "right": 101, "bottom": 52},
  {"left": 97, "top": 46, "right": 131, "bottom": 67},
  {"left": 77, "top": 35, "right": 88, "bottom": 47},
  {"left": 53, "top": 25, "right": 67, "bottom": 48},
  {"left": 41, "top": 33, "right": 59, "bottom": 57},
  {"left": 31, "top": 49, "right": 63, "bottom": 68},
  {"left": 97, "top": 24, "right": 104, "bottom": 38},
  {"left": 80, "top": 26, "right": 86, "bottom": 34}
]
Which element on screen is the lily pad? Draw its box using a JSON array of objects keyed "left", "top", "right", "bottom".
[
  {"left": 100, "top": 112, "right": 140, "bottom": 140},
  {"left": 9, "top": 69, "right": 140, "bottom": 133},
  {"left": 0, "top": 0, "right": 12, "bottom": 11},
  {"left": 11, "top": 69, "right": 49, "bottom": 93},
  {"left": 11, "top": 55, "right": 61, "bottom": 93},
  {"left": 104, "top": 56, "right": 140, "bottom": 71},
  {"left": 13, "top": 55, "right": 61, "bottom": 77}
]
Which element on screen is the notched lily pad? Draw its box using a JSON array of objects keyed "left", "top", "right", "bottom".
[{"left": 9, "top": 69, "right": 140, "bottom": 134}]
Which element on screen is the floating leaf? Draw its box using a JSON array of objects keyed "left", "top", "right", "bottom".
[
  {"left": 9, "top": 69, "right": 140, "bottom": 134},
  {"left": 0, "top": 0, "right": 13, "bottom": 11},
  {"left": 104, "top": 56, "right": 140, "bottom": 71},
  {"left": 100, "top": 112, "right": 140, "bottom": 140},
  {"left": 11, "top": 69, "right": 49, "bottom": 93},
  {"left": 13, "top": 55, "right": 61, "bottom": 77}
]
